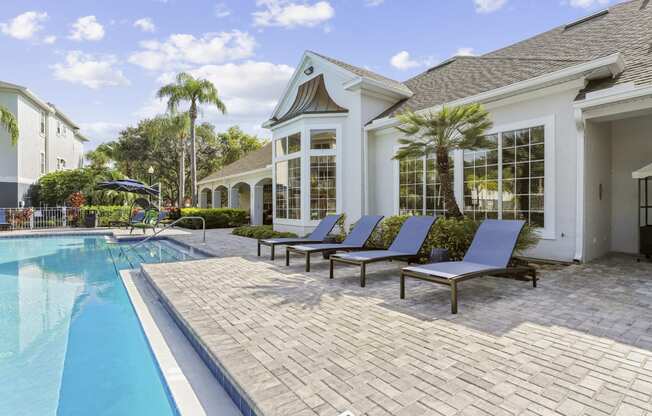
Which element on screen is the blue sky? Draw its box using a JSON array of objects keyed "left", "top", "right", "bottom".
[{"left": 0, "top": 0, "right": 618, "bottom": 149}]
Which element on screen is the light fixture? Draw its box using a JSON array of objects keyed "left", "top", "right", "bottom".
[{"left": 304, "top": 66, "right": 314, "bottom": 76}]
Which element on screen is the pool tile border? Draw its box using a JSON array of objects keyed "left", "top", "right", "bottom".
[
  {"left": 0, "top": 230, "right": 112, "bottom": 239},
  {"left": 141, "top": 267, "right": 259, "bottom": 416}
]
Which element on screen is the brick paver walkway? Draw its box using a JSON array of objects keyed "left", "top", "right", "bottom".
[{"left": 144, "top": 231, "right": 652, "bottom": 416}]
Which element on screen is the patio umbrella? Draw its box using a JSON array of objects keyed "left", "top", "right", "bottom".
[{"left": 95, "top": 179, "right": 159, "bottom": 197}]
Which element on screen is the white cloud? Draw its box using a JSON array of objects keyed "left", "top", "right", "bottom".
[
  {"left": 128, "top": 31, "right": 256, "bottom": 70},
  {"left": 79, "top": 122, "right": 124, "bottom": 148},
  {"left": 455, "top": 47, "right": 476, "bottom": 56},
  {"left": 253, "top": 0, "right": 335, "bottom": 28},
  {"left": 134, "top": 17, "right": 156, "bottom": 32},
  {"left": 139, "top": 60, "right": 293, "bottom": 135},
  {"left": 365, "top": 0, "right": 384, "bottom": 6},
  {"left": 69, "top": 16, "right": 105, "bottom": 41},
  {"left": 51, "top": 51, "right": 129, "bottom": 89},
  {"left": 0, "top": 11, "right": 48, "bottom": 40},
  {"left": 215, "top": 3, "right": 231, "bottom": 18},
  {"left": 474, "top": 0, "right": 507, "bottom": 13},
  {"left": 390, "top": 51, "right": 421, "bottom": 70},
  {"left": 43, "top": 35, "right": 57, "bottom": 44},
  {"left": 568, "top": 0, "right": 610, "bottom": 8}
]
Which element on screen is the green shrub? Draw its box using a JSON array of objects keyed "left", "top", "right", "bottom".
[
  {"left": 179, "top": 208, "right": 248, "bottom": 229},
  {"left": 232, "top": 225, "right": 297, "bottom": 239},
  {"left": 80, "top": 205, "right": 132, "bottom": 227},
  {"left": 368, "top": 215, "right": 539, "bottom": 261}
]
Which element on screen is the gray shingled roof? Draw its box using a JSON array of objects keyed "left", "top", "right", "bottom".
[
  {"left": 377, "top": 56, "right": 587, "bottom": 118},
  {"left": 377, "top": 0, "right": 652, "bottom": 119},
  {"left": 310, "top": 51, "right": 413, "bottom": 96},
  {"left": 199, "top": 142, "right": 272, "bottom": 183}
]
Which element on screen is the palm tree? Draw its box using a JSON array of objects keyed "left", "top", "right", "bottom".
[
  {"left": 1, "top": 105, "right": 19, "bottom": 145},
  {"left": 393, "top": 103, "right": 492, "bottom": 218},
  {"left": 168, "top": 113, "right": 190, "bottom": 208},
  {"left": 157, "top": 73, "right": 226, "bottom": 206}
]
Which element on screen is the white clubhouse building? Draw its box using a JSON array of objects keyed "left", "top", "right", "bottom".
[
  {"left": 198, "top": 0, "right": 652, "bottom": 263},
  {"left": 0, "top": 81, "right": 87, "bottom": 207}
]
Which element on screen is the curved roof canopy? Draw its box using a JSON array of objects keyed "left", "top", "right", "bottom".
[
  {"left": 270, "top": 74, "right": 347, "bottom": 126},
  {"left": 95, "top": 179, "right": 159, "bottom": 196}
]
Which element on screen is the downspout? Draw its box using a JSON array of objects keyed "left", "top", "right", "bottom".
[{"left": 574, "top": 107, "right": 586, "bottom": 262}]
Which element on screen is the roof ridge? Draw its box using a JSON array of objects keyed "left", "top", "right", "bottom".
[
  {"left": 308, "top": 50, "right": 408, "bottom": 88},
  {"left": 474, "top": 55, "right": 588, "bottom": 62}
]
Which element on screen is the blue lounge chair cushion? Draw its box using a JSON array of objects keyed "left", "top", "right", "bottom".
[
  {"left": 289, "top": 215, "right": 384, "bottom": 252},
  {"left": 332, "top": 250, "right": 414, "bottom": 261},
  {"left": 307, "top": 214, "right": 343, "bottom": 240},
  {"left": 262, "top": 237, "right": 324, "bottom": 244},
  {"left": 388, "top": 216, "right": 437, "bottom": 254},
  {"left": 262, "top": 214, "right": 342, "bottom": 244},
  {"left": 403, "top": 261, "right": 504, "bottom": 279},
  {"left": 341, "top": 215, "right": 384, "bottom": 246},
  {"left": 130, "top": 211, "right": 146, "bottom": 224},
  {"left": 463, "top": 219, "right": 525, "bottom": 268},
  {"left": 402, "top": 219, "right": 526, "bottom": 279},
  {"left": 0, "top": 209, "right": 8, "bottom": 225},
  {"left": 291, "top": 243, "right": 362, "bottom": 252},
  {"left": 331, "top": 216, "right": 436, "bottom": 262}
]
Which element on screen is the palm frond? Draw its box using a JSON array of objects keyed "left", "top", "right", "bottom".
[{"left": 0, "top": 105, "right": 19, "bottom": 145}]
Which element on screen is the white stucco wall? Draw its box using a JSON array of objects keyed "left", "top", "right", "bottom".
[
  {"left": 367, "top": 83, "right": 584, "bottom": 262},
  {"left": 49, "top": 114, "right": 82, "bottom": 171},
  {"left": 0, "top": 92, "right": 18, "bottom": 181},
  {"left": 610, "top": 115, "right": 652, "bottom": 254},
  {"left": 17, "top": 95, "right": 47, "bottom": 183},
  {"left": 270, "top": 56, "right": 401, "bottom": 235},
  {"left": 584, "top": 120, "right": 612, "bottom": 261}
]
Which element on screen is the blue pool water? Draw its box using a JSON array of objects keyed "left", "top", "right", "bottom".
[{"left": 0, "top": 235, "right": 207, "bottom": 416}]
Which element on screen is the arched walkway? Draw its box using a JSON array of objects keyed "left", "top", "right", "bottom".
[
  {"left": 253, "top": 178, "right": 273, "bottom": 225},
  {"left": 231, "top": 182, "right": 251, "bottom": 212},
  {"left": 200, "top": 188, "right": 213, "bottom": 208},
  {"left": 213, "top": 185, "right": 228, "bottom": 208}
]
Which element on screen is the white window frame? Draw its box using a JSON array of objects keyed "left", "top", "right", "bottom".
[
  {"left": 393, "top": 114, "right": 555, "bottom": 239},
  {"left": 40, "top": 112, "right": 46, "bottom": 136},
  {"left": 274, "top": 130, "right": 302, "bottom": 222},
  {"left": 308, "top": 128, "right": 338, "bottom": 222},
  {"left": 40, "top": 152, "right": 46, "bottom": 175}
]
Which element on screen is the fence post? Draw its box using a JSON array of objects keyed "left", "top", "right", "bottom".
[
  {"left": 62, "top": 206, "right": 67, "bottom": 227},
  {"left": 30, "top": 210, "right": 34, "bottom": 229}
]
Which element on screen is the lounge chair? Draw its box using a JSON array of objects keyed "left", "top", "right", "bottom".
[
  {"left": 329, "top": 216, "right": 436, "bottom": 287},
  {"left": 400, "top": 219, "right": 537, "bottom": 314},
  {"left": 109, "top": 210, "right": 146, "bottom": 229},
  {"left": 130, "top": 209, "right": 159, "bottom": 234},
  {"left": 257, "top": 214, "right": 342, "bottom": 260},
  {"left": 0, "top": 209, "right": 9, "bottom": 230},
  {"left": 285, "top": 215, "right": 384, "bottom": 272}
]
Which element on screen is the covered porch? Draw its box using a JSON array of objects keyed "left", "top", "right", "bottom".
[
  {"left": 199, "top": 175, "right": 273, "bottom": 225},
  {"left": 579, "top": 86, "right": 652, "bottom": 261}
]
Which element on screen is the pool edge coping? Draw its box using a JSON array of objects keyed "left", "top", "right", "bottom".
[{"left": 140, "top": 266, "right": 261, "bottom": 416}]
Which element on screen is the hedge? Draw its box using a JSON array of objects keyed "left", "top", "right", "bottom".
[
  {"left": 232, "top": 225, "right": 297, "bottom": 239},
  {"left": 179, "top": 208, "right": 248, "bottom": 229}
]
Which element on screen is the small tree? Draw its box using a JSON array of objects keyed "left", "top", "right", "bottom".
[
  {"left": 393, "top": 103, "right": 492, "bottom": 218},
  {"left": 1, "top": 105, "right": 19, "bottom": 145}
]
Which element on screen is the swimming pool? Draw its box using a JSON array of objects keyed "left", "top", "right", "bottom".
[{"left": 0, "top": 235, "right": 208, "bottom": 416}]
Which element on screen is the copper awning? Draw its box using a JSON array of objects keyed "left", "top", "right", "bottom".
[{"left": 270, "top": 74, "right": 348, "bottom": 126}]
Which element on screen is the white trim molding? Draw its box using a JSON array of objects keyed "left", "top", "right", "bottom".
[{"left": 366, "top": 53, "right": 624, "bottom": 132}]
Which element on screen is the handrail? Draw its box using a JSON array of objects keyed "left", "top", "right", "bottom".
[{"left": 127, "top": 216, "right": 206, "bottom": 250}]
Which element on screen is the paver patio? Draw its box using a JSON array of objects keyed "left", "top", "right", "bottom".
[{"left": 143, "top": 230, "right": 652, "bottom": 416}]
